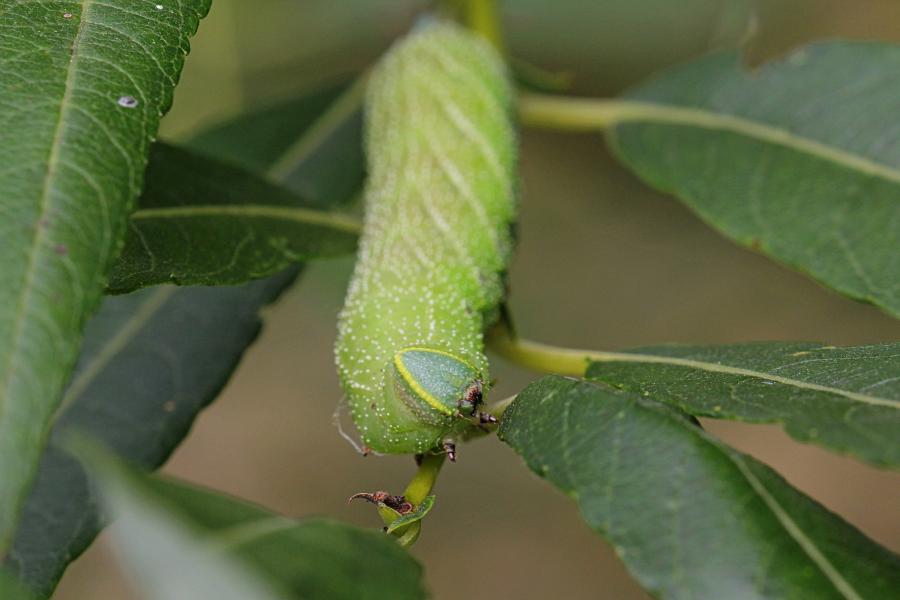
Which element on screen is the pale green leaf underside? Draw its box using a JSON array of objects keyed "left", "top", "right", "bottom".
[
  {"left": 159, "top": 478, "right": 427, "bottom": 600},
  {"left": 586, "top": 341, "right": 900, "bottom": 469},
  {"left": 608, "top": 41, "right": 900, "bottom": 318},
  {"left": 107, "top": 144, "right": 359, "bottom": 293},
  {"left": 0, "top": 0, "right": 210, "bottom": 552},
  {"left": 77, "top": 444, "right": 290, "bottom": 600},
  {"left": 500, "top": 377, "right": 900, "bottom": 600},
  {"left": 78, "top": 444, "right": 425, "bottom": 600}
]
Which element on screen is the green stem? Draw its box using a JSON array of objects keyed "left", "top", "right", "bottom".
[
  {"left": 489, "top": 329, "right": 898, "bottom": 408},
  {"left": 462, "top": 0, "right": 505, "bottom": 54},
  {"left": 403, "top": 453, "right": 444, "bottom": 505},
  {"left": 485, "top": 394, "right": 516, "bottom": 418},
  {"left": 520, "top": 91, "right": 781, "bottom": 133},
  {"left": 488, "top": 325, "right": 701, "bottom": 377},
  {"left": 378, "top": 454, "right": 445, "bottom": 547},
  {"left": 517, "top": 93, "right": 896, "bottom": 185},
  {"left": 520, "top": 91, "right": 777, "bottom": 132},
  {"left": 487, "top": 327, "right": 594, "bottom": 376},
  {"left": 517, "top": 92, "right": 636, "bottom": 131}
]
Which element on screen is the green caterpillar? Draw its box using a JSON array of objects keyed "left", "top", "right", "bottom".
[{"left": 335, "top": 20, "right": 516, "bottom": 457}]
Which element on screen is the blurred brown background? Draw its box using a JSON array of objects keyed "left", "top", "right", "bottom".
[{"left": 55, "top": 1, "right": 900, "bottom": 599}]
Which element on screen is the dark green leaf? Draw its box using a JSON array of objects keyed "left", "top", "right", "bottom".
[
  {"left": 522, "top": 42, "right": 900, "bottom": 318},
  {"left": 585, "top": 342, "right": 900, "bottom": 469},
  {"left": 609, "top": 42, "right": 900, "bottom": 318},
  {"left": 0, "top": 0, "right": 210, "bottom": 552},
  {"left": 76, "top": 443, "right": 426, "bottom": 600},
  {"left": 4, "top": 79, "right": 366, "bottom": 596},
  {"left": 3, "top": 271, "right": 297, "bottom": 598},
  {"left": 187, "top": 82, "right": 365, "bottom": 207},
  {"left": 500, "top": 376, "right": 900, "bottom": 600},
  {"left": 107, "top": 144, "right": 359, "bottom": 293}
]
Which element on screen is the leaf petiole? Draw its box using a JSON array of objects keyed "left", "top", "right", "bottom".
[
  {"left": 486, "top": 325, "right": 594, "bottom": 376},
  {"left": 462, "top": 0, "right": 505, "bottom": 54}
]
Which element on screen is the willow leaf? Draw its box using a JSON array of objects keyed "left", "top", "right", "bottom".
[
  {"left": 614, "top": 42, "right": 900, "bottom": 317},
  {"left": 3, "top": 80, "right": 366, "bottom": 597},
  {"left": 0, "top": 0, "right": 210, "bottom": 552},
  {"left": 107, "top": 144, "right": 359, "bottom": 293},
  {"left": 585, "top": 341, "right": 900, "bottom": 469},
  {"left": 77, "top": 444, "right": 426, "bottom": 600},
  {"left": 521, "top": 41, "right": 900, "bottom": 318},
  {"left": 500, "top": 376, "right": 900, "bottom": 599},
  {"left": 3, "top": 272, "right": 297, "bottom": 598}
]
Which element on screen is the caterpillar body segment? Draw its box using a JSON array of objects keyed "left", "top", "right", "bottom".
[{"left": 335, "top": 21, "right": 516, "bottom": 455}]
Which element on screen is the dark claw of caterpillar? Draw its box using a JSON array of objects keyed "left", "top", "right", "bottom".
[
  {"left": 348, "top": 491, "right": 413, "bottom": 514},
  {"left": 442, "top": 440, "right": 457, "bottom": 462},
  {"left": 478, "top": 412, "right": 498, "bottom": 424}
]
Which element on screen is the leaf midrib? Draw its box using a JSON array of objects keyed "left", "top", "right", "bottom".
[
  {"left": 0, "top": 0, "right": 92, "bottom": 408},
  {"left": 206, "top": 516, "right": 296, "bottom": 552},
  {"left": 488, "top": 335, "right": 899, "bottom": 409},
  {"left": 592, "top": 350, "right": 899, "bottom": 408},
  {"left": 518, "top": 93, "right": 900, "bottom": 186},
  {"left": 53, "top": 286, "right": 176, "bottom": 422},
  {"left": 131, "top": 204, "right": 362, "bottom": 234},
  {"left": 730, "top": 454, "right": 861, "bottom": 600}
]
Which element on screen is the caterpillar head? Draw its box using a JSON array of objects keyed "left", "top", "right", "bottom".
[{"left": 388, "top": 347, "right": 485, "bottom": 423}]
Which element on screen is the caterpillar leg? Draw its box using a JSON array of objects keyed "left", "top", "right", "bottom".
[
  {"left": 348, "top": 490, "right": 413, "bottom": 515},
  {"left": 478, "top": 412, "right": 498, "bottom": 424},
  {"left": 442, "top": 439, "right": 457, "bottom": 462}
]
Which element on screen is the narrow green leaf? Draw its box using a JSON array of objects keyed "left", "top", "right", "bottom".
[
  {"left": 148, "top": 477, "right": 427, "bottom": 600},
  {"left": 0, "top": 0, "right": 211, "bottom": 553},
  {"left": 611, "top": 42, "right": 900, "bottom": 318},
  {"left": 75, "top": 443, "right": 426, "bottom": 600},
  {"left": 187, "top": 82, "right": 365, "bottom": 207},
  {"left": 499, "top": 376, "right": 900, "bottom": 600},
  {"left": 4, "top": 81, "right": 368, "bottom": 596},
  {"left": 107, "top": 144, "right": 359, "bottom": 293},
  {"left": 73, "top": 442, "right": 290, "bottom": 600},
  {"left": 3, "top": 271, "right": 297, "bottom": 598},
  {"left": 585, "top": 342, "right": 900, "bottom": 469},
  {"left": 522, "top": 42, "right": 900, "bottom": 318}
]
